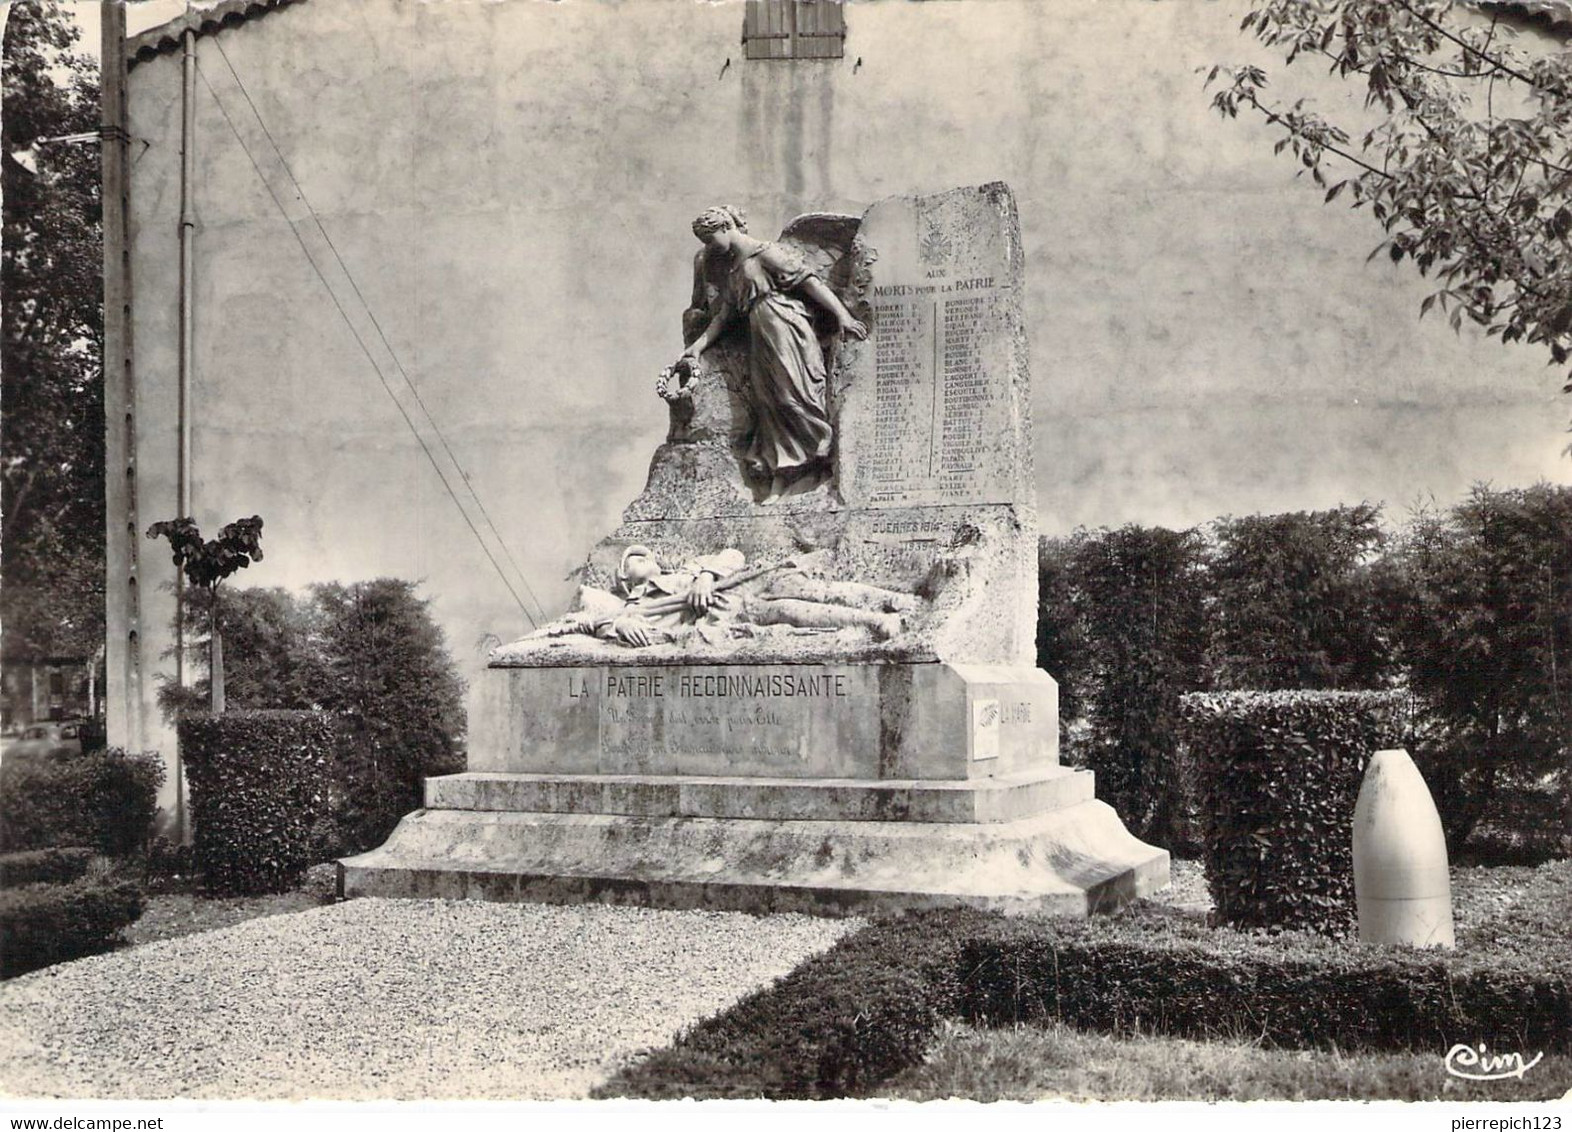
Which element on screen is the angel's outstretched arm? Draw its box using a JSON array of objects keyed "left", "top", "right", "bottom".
[
  {"left": 682, "top": 308, "right": 732, "bottom": 358},
  {"left": 690, "top": 249, "right": 709, "bottom": 312},
  {"left": 799, "top": 275, "right": 868, "bottom": 340}
]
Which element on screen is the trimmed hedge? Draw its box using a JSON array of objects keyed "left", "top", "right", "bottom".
[
  {"left": 1182, "top": 690, "right": 1402, "bottom": 934},
  {"left": 0, "top": 878, "right": 145, "bottom": 978},
  {"left": 602, "top": 894, "right": 1572, "bottom": 1100},
  {"left": 178, "top": 710, "right": 336, "bottom": 896},
  {"left": 596, "top": 910, "right": 993, "bottom": 1100},
  {"left": 955, "top": 909, "right": 1572, "bottom": 1056},
  {"left": 0, "top": 847, "right": 94, "bottom": 888},
  {"left": 0, "top": 749, "right": 164, "bottom": 856}
]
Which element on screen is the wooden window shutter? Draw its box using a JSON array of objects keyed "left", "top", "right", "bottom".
[
  {"left": 793, "top": 0, "right": 845, "bottom": 59},
  {"left": 743, "top": 0, "right": 792, "bottom": 60},
  {"left": 743, "top": 0, "right": 845, "bottom": 61}
]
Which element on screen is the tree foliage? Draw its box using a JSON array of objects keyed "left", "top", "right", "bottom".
[
  {"left": 1034, "top": 537, "right": 1091, "bottom": 725},
  {"left": 1051, "top": 526, "right": 1211, "bottom": 849},
  {"left": 146, "top": 516, "right": 265, "bottom": 712},
  {"left": 1209, "top": 0, "right": 1572, "bottom": 413},
  {"left": 160, "top": 585, "right": 328, "bottom": 716},
  {"left": 1207, "top": 504, "right": 1391, "bottom": 691},
  {"left": 312, "top": 579, "right": 467, "bottom": 851},
  {"left": 145, "top": 516, "right": 265, "bottom": 592},
  {"left": 1, "top": 1, "right": 104, "bottom": 660},
  {"left": 1384, "top": 482, "right": 1572, "bottom": 845},
  {"left": 1035, "top": 494, "right": 1572, "bottom": 858}
]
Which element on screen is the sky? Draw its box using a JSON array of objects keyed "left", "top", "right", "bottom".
[{"left": 65, "top": 0, "right": 193, "bottom": 54}]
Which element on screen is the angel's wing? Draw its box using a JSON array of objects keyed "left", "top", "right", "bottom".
[{"left": 776, "top": 213, "right": 861, "bottom": 300}]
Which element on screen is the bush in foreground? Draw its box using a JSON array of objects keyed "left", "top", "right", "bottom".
[
  {"left": 178, "top": 710, "right": 336, "bottom": 895},
  {"left": 0, "top": 878, "right": 145, "bottom": 978},
  {"left": 0, "top": 847, "right": 94, "bottom": 887},
  {"left": 0, "top": 749, "right": 164, "bottom": 857},
  {"left": 596, "top": 911, "right": 993, "bottom": 1099},
  {"left": 1182, "top": 690, "right": 1402, "bottom": 934},
  {"left": 603, "top": 863, "right": 1571, "bottom": 1101},
  {"left": 955, "top": 909, "right": 1570, "bottom": 1056}
]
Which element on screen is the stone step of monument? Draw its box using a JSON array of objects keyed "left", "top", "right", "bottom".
[
  {"left": 337, "top": 800, "right": 1172, "bottom": 919},
  {"left": 423, "top": 766, "right": 1094, "bottom": 824}
]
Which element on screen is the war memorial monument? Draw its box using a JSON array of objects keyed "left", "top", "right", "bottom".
[{"left": 339, "top": 183, "right": 1170, "bottom": 915}]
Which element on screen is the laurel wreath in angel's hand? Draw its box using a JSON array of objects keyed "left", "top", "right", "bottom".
[{"left": 656, "top": 356, "right": 697, "bottom": 403}]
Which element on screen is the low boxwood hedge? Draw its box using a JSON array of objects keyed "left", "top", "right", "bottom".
[
  {"left": 0, "top": 878, "right": 145, "bottom": 978},
  {"left": 955, "top": 910, "right": 1570, "bottom": 1055},
  {"left": 1181, "top": 690, "right": 1403, "bottom": 934},
  {"left": 601, "top": 882, "right": 1570, "bottom": 1101},
  {"left": 596, "top": 910, "right": 994, "bottom": 1100},
  {"left": 0, "top": 749, "right": 164, "bottom": 857},
  {"left": 0, "top": 847, "right": 95, "bottom": 888},
  {"left": 178, "top": 710, "right": 337, "bottom": 896}
]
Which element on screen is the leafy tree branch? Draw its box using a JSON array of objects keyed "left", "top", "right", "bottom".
[{"left": 1208, "top": 0, "right": 1572, "bottom": 409}]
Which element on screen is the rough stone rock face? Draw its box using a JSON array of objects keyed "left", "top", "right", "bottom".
[{"left": 494, "top": 182, "right": 1038, "bottom": 669}]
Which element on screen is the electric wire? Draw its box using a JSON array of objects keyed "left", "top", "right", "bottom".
[
  {"left": 195, "top": 63, "right": 540, "bottom": 628},
  {"left": 207, "top": 37, "right": 550, "bottom": 626}
]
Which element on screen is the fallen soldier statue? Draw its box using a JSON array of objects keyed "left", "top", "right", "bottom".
[{"left": 527, "top": 545, "right": 918, "bottom": 648}]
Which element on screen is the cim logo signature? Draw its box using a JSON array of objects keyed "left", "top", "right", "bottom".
[{"left": 1444, "top": 1043, "right": 1544, "bottom": 1081}]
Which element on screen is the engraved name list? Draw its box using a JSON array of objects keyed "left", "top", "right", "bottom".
[{"left": 861, "top": 273, "right": 1009, "bottom": 507}]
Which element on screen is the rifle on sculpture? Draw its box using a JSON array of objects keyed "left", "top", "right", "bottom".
[{"left": 524, "top": 558, "right": 797, "bottom": 639}]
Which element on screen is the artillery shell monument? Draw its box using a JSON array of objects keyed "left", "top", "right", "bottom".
[{"left": 340, "top": 183, "right": 1169, "bottom": 914}]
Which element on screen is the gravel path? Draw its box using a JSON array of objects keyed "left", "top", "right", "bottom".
[{"left": 0, "top": 899, "right": 860, "bottom": 1101}]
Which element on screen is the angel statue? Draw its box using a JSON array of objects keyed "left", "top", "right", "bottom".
[{"left": 676, "top": 205, "right": 868, "bottom": 500}]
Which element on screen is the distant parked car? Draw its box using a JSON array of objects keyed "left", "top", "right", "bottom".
[{"left": 1, "top": 721, "right": 84, "bottom": 765}]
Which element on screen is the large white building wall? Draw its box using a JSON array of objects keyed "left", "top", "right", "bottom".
[{"left": 115, "top": 0, "right": 1569, "bottom": 821}]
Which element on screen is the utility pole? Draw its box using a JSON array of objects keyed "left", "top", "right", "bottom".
[
  {"left": 175, "top": 27, "right": 197, "bottom": 729},
  {"left": 101, "top": 0, "right": 141, "bottom": 756},
  {"left": 102, "top": 0, "right": 190, "bottom": 840}
]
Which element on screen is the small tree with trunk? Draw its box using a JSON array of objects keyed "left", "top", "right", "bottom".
[{"left": 145, "top": 516, "right": 264, "bottom": 713}]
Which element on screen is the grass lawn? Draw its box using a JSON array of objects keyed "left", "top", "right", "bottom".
[{"left": 885, "top": 1020, "right": 1572, "bottom": 1102}]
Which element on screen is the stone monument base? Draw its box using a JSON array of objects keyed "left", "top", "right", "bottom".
[
  {"left": 338, "top": 712, "right": 1171, "bottom": 918},
  {"left": 339, "top": 661, "right": 1170, "bottom": 915},
  {"left": 337, "top": 785, "right": 1167, "bottom": 917}
]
